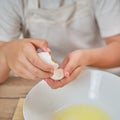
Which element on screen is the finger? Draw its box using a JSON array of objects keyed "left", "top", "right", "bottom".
[
  {"left": 59, "top": 57, "right": 69, "bottom": 69},
  {"left": 44, "top": 78, "right": 63, "bottom": 89},
  {"left": 59, "top": 66, "right": 83, "bottom": 87},
  {"left": 29, "top": 39, "right": 51, "bottom": 52},
  {"left": 21, "top": 56, "right": 53, "bottom": 79},
  {"left": 63, "top": 59, "right": 79, "bottom": 77},
  {"left": 14, "top": 63, "right": 39, "bottom": 80},
  {"left": 24, "top": 44, "right": 54, "bottom": 73},
  {"left": 46, "top": 66, "right": 83, "bottom": 89}
]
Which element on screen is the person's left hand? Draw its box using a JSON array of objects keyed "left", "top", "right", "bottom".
[{"left": 45, "top": 50, "right": 89, "bottom": 89}]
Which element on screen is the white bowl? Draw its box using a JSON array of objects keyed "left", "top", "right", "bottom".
[{"left": 23, "top": 69, "right": 120, "bottom": 120}]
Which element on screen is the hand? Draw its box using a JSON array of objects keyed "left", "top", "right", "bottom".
[
  {"left": 45, "top": 50, "right": 89, "bottom": 89},
  {"left": 1, "top": 38, "right": 54, "bottom": 80}
]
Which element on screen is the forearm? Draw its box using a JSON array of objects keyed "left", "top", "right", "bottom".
[
  {"left": 0, "top": 41, "right": 6, "bottom": 46},
  {"left": 0, "top": 65, "right": 10, "bottom": 84},
  {"left": 0, "top": 44, "right": 10, "bottom": 83},
  {"left": 84, "top": 42, "right": 120, "bottom": 68}
]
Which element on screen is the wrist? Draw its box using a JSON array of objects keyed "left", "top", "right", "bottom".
[
  {"left": 0, "top": 47, "right": 9, "bottom": 68},
  {"left": 82, "top": 49, "right": 98, "bottom": 66}
]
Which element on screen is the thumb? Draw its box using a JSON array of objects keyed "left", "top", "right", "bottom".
[
  {"left": 64, "top": 59, "right": 78, "bottom": 78},
  {"left": 60, "top": 57, "right": 69, "bottom": 69}
]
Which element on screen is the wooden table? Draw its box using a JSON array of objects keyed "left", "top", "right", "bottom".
[{"left": 0, "top": 76, "right": 39, "bottom": 120}]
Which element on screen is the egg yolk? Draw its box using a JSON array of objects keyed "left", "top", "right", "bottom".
[{"left": 53, "top": 104, "right": 111, "bottom": 120}]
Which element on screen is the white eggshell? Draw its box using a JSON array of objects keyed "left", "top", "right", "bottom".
[
  {"left": 51, "top": 68, "right": 64, "bottom": 80},
  {"left": 38, "top": 52, "right": 52, "bottom": 65},
  {"left": 38, "top": 52, "right": 64, "bottom": 80}
]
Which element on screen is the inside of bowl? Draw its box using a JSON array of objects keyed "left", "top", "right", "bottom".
[{"left": 23, "top": 69, "right": 120, "bottom": 120}]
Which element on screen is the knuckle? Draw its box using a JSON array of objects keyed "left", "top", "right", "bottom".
[
  {"left": 41, "top": 40, "right": 48, "bottom": 46},
  {"left": 44, "top": 73, "right": 51, "bottom": 78},
  {"left": 44, "top": 67, "right": 52, "bottom": 72},
  {"left": 32, "top": 58, "right": 39, "bottom": 66}
]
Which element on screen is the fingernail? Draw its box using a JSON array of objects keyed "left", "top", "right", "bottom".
[{"left": 65, "top": 72, "right": 69, "bottom": 77}]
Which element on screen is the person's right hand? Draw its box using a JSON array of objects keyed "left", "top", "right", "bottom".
[{"left": 1, "top": 38, "right": 54, "bottom": 80}]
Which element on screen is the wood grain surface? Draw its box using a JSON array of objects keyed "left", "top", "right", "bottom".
[
  {"left": 0, "top": 76, "right": 39, "bottom": 120},
  {"left": 12, "top": 99, "right": 24, "bottom": 120}
]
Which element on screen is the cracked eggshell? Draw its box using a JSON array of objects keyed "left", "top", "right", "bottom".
[
  {"left": 38, "top": 52, "right": 64, "bottom": 80},
  {"left": 51, "top": 68, "right": 64, "bottom": 80},
  {"left": 38, "top": 52, "right": 52, "bottom": 64}
]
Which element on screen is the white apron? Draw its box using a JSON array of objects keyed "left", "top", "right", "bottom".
[
  {"left": 24, "top": 0, "right": 105, "bottom": 63},
  {"left": 18, "top": 0, "right": 120, "bottom": 76}
]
